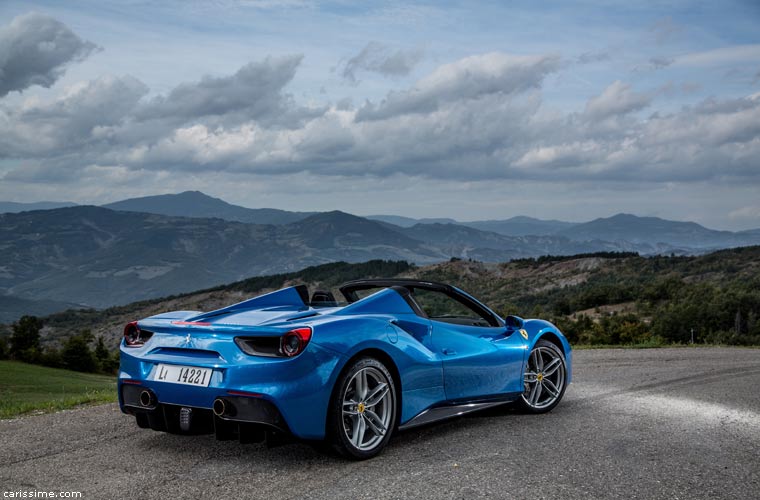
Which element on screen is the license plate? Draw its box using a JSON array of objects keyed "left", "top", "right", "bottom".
[{"left": 154, "top": 364, "right": 212, "bottom": 387}]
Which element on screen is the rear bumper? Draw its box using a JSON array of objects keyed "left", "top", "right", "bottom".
[
  {"left": 118, "top": 340, "right": 343, "bottom": 440},
  {"left": 122, "top": 383, "right": 291, "bottom": 443}
]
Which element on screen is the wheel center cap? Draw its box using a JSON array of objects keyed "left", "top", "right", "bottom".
[
  {"left": 536, "top": 373, "right": 544, "bottom": 383},
  {"left": 357, "top": 402, "right": 366, "bottom": 413}
]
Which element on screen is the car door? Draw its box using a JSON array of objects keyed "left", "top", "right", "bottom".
[
  {"left": 412, "top": 288, "right": 526, "bottom": 401},
  {"left": 433, "top": 321, "right": 526, "bottom": 400}
]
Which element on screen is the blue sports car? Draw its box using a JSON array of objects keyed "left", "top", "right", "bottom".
[{"left": 119, "top": 279, "right": 571, "bottom": 459}]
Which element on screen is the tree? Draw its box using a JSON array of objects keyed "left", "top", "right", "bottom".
[
  {"left": 747, "top": 311, "right": 758, "bottom": 336},
  {"left": 94, "top": 336, "right": 118, "bottom": 373},
  {"left": 39, "top": 346, "right": 63, "bottom": 368},
  {"left": 735, "top": 309, "right": 743, "bottom": 335},
  {"left": 553, "top": 297, "right": 572, "bottom": 316},
  {"left": 62, "top": 330, "right": 97, "bottom": 373},
  {"left": 9, "top": 315, "right": 43, "bottom": 363}
]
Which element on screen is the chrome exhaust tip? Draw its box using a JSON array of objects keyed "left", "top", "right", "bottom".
[
  {"left": 139, "top": 390, "right": 155, "bottom": 407},
  {"left": 212, "top": 398, "right": 227, "bottom": 417}
]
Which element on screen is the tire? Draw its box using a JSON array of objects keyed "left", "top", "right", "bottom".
[
  {"left": 516, "top": 339, "right": 568, "bottom": 414},
  {"left": 327, "top": 357, "right": 397, "bottom": 460}
]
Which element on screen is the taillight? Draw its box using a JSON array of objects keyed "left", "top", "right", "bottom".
[
  {"left": 280, "top": 327, "right": 312, "bottom": 357},
  {"left": 234, "top": 336, "right": 281, "bottom": 357},
  {"left": 123, "top": 321, "right": 153, "bottom": 347},
  {"left": 235, "top": 327, "right": 312, "bottom": 357}
]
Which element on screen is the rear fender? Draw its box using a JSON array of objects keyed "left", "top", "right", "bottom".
[{"left": 314, "top": 316, "right": 445, "bottom": 425}]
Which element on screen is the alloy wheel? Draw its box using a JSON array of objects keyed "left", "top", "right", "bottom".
[
  {"left": 521, "top": 344, "right": 566, "bottom": 410},
  {"left": 341, "top": 366, "right": 394, "bottom": 451}
]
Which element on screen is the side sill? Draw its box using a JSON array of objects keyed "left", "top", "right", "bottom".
[{"left": 398, "top": 395, "right": 519, "bottom": 431}]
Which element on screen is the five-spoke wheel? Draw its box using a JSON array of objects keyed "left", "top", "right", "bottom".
[
  {"left": 329, "top": 357, "right": 396, "bottom": 459},
  {"left": 518, "top": 339, "right": 567, "bottom": 413}
]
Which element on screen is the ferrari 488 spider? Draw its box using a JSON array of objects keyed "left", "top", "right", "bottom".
[{"left": 119, "top": 279, "right": 571, "bottom": 459}]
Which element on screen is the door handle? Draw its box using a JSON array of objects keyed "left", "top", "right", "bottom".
[{"left": 442, "top": 348, "right": 457, "bottom": 355}]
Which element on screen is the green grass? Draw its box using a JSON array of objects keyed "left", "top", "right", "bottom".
[{"left": 0, "top": 361, "right": 117, "bottom": 419}]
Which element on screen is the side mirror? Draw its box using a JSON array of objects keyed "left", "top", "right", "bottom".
[{"left": 505, "top": 315, "right": 524, "bottom": 329}]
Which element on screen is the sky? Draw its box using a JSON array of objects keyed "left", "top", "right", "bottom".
[{"left": 0, "top": 1, "right": 759, "bottom": 230}]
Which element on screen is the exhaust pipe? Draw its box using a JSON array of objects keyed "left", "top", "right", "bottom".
[
  {"left": 213, "top": 398, "right": 235, "bottom": 417},
  {"left": 139, "top": 390, "right": 156, "bottom": 407}
]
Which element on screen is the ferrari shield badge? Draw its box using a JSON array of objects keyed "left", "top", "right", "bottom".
[{"left": 519, "top": 329, "right": 528, "bottom": 340}]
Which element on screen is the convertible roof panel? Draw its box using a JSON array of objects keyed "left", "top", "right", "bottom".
[
  {"left": 333, "top": 287, "right": 425, "bottom": 317},
  {"left": 187, "top": 284, "right": 309, "bottom": 322}
]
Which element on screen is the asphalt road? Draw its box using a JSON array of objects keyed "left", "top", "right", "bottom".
[{"left": 2, "top": 348, "right": 759, "bottom": 500}]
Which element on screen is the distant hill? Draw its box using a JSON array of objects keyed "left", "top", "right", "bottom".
[
  {"left": 367, "top": 215, "right": 458, "bottom": 227},
  {"left": 0, "top": 207, "right": 445, "bottom": 314},
  {"left": 463, "top": 216, "right": 577, "bottom": 236},
  {"left": 99, "top": 191, "right": 760, "bottom": 249},
  {"left": 369, "top": 214, "right": 576, "bottom": 235},
  {"left": 0, "top": 201, "right": 78, "bottom": 213},
  {"left": 557, "top": 213, "right": 758, "bottom": 248},
  {"left": 103, "top": 191, "right": 315, "bottom": 225},
  {"left": 0, "top": 296, "right": 85, "bottom": 324},
  {"left": 30, "top": 246, "right": 760, "bottom": 348},
  {"left": 396, "top": 222, "right": 611, "bottom": 261},
  {"left": 738, "top": 228, "right": 760, "bottom": 237},
  {"left": 284, "top": 211, "right": 428, "bottom": 250}
]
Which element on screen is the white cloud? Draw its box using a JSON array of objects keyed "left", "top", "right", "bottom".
[
  {"left": 584, "top": 80, "right": 652, "bottom": 119},
  {"left": 0, "top": 12, "right": 98, "bottom": 96},
  {"left": 135, "top": 55, "right": 311, "bottom": 126},
  {"left": 514, "top": 141, "right": 605, "bottom": 170},
  {"left": 341, "top": 42, "right": 424, "bottom": 83},
  {"left": 0, "top": 74, "right": 148, "bottom": 157},
  {"left": 355, "top": 52, "right": 560, "bottom": 121},
  {"left": 4, "top": 51, "right": 760, "bottom": 191}
]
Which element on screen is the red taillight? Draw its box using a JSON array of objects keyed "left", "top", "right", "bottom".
[
  {"left": 124, "top": 321, "right": 140, "bottom": 346},
  {"left": 123, "top": 321, "right": 152, "bottom": 347},
  {"left": 280, "top": 327, "right": 312, "bottom": 357}
]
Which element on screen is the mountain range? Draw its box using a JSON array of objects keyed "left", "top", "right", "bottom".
[
  {"left": 103, "top": 191, "right": 315, "bottom": 225},
  {"left": 0, "top": 201, "right": 78, "bottom": 213},
  {"left": 1, "top": 191, "right": 758, "bottom": 322}
]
